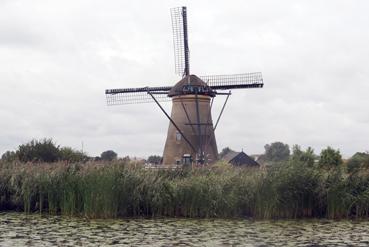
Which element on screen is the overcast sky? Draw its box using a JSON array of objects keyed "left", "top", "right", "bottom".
[{"left": 1, "top": 0, "right": 368, "bottom": 158}]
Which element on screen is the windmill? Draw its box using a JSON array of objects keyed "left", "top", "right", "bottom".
[{"left": 105, "top": 7, "right": 264, "bottom": 166}]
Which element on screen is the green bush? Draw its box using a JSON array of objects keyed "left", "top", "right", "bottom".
[
  {"left": 147, "top": 155, "right": 162, "bottom": 165},
  {"left": 262, "top": 142, "right": 290, "bottom": 163},
  {"left": 347, "top": 152, "right": 369, "bottom": 173},
  {"left": 1, "top": 139, "right": 89, "bottom": 163},
  {"left": 319, "top": 146, "right": 343, "bottom": 169},
  {"left": 17, "top": 139, "right": 60, "bottom": 162},
  {"left": 59, "top": 147, "right": 88, "bottom": 162},
  {"left": 290, "top": 145, "right": 316, "bottom": 167},
  {"left": 100, "top": 150, "right": 117, "bottom": 161},
  {"left": 1, "top": 151, "right": 17, "bottom": 162}
]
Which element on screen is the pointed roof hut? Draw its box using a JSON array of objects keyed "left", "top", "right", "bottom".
[{"left": 222, "top": 150, "right": 260, "bottom": 167}]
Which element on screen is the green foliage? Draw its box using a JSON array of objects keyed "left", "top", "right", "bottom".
[
  {"left": 147, "top": 155, "right": 162, "bottom": 164},
  {"left": 290, "top": 145, "right": 316, "bottom": 167},
  {"left": 319, "top": 146, "right": 343, "bottom": 169},
  {"left": 267, "top": 160, "right": 323, "bottom": 218},
  {"left": 2, "top": 139, "right": 90, "bottom": 163},
  {"left": 1, "top": 151, "right": 17, "bottom": 162},
  {"left": 17, "top": 139, "right": 60, "bottom": 162},
  {"left": 120, "top": 156, "right": 131, "bottom": 163},
  {"left": 59, "top": 147, "right": 88, "bottom": 162},
  {"left": 347, "top": 152, "right": 369, "bottom": 173},
  {"left": 2, "top": 158, "right": 369, "bottom": 219},
  {"left": 100, "top": 150, "right": 117, "bottom": 161},
  {"left": 263, "top": 142, "right": 290, "bottom": 162},
  {"left": 219, "top": 147, "right": 235, "bottom": 159}
]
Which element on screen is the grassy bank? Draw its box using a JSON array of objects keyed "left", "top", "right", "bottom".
[{"left": 1, "top": 160, "right": 369, "bottom": 219}]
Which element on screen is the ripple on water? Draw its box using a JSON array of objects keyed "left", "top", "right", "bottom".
[{"left": 1, "top": 213, "right": 369, "bottom": 246}]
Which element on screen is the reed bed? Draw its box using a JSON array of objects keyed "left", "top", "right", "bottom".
[{"left": 1, "top": 160, "right": 369, "bottom": 219}]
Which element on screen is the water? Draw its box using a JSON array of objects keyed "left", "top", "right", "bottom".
[{"left": 1, "top": 213, "right": 369, "bottom": 246}]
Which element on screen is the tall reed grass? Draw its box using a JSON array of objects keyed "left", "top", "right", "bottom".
[{"left": 1, "top": 160, "right": 369, "bottom": 219}]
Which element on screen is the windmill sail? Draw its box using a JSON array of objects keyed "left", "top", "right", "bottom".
[
  {"left": 200, "top": 72, "right": 264, "bottom": 91},
  {"left": 171, "top": 6, "right": 190, "bottom": 77},
  {"left": 105, "top": 86, "right": 171, "bottom": 105}
]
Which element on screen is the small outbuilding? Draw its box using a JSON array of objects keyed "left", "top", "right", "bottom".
[{"left": 222, "top": 150, "right": 260, "bottom": 167}]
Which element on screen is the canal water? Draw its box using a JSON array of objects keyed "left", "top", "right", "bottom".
[{"left": 1, "top": 212, "right": 369, "bottom": 246}]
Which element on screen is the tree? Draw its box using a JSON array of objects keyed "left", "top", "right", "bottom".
[
  {"left": 59, "top": 147, "right": 88, "bottom": 162},
  {"left": 1, "top": 138, "right": 91, "bottom": 163},
  {"left": 100, "top": 150, "right": 117, "bottom": 161},
  {"left": 263, "top": 142, "right": 290, "bottom": 162},
  {"left": 346, "top": 152, "right": 369, "bottom": 173},
  {"left": 319, "top": 146, "right": 343, "bottom": 168},
  {"left": 16, "top": 138, "right": 60, "bottom": 162},
  {"left": 147, "top": 155, "right": 162, "bottom": 165},
  {"left": 1, "top": 151, "right": 17, "bottom": 162},
  {"left": 219, "top": 147, "right": 235, "bottom": 159},
  {"left": 291, "top": 145, "right": 316, "bottom": 167},
  {"left": 120, "top": 156, "right": 130, "bottom": 163}
]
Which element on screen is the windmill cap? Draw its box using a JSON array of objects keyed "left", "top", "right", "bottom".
[{"left": 168, "top": 74, "right": 215, "bottom": 97}]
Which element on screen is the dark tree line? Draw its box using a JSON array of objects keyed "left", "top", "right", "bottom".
[
  {"left": 1, "top": 139, "right": 88, "bottom": 163},
  {"left": 1, "top": 139, "right": 121, "bottom": 163}
]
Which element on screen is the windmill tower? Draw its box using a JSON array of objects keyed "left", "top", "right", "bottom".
[{"left": 105, "top": 7, "right": 264, "bottom": 166}]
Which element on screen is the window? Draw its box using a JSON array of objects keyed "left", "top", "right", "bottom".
[{"left": 175, "top": 131, "right": 182, "bottom": 141}]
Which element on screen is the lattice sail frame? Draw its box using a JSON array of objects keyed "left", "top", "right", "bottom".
[
  {"left": 171, "top": 7, "right": 189, "bottom": 77},
  {"left": 106, "top": 92, "right": 170, "bottom": 105},
  {"left": 201, "top": 72, "right": 263, "bottom": 89},
  {"left": 105, "top": 86, "right": 171, "bottom": 105}
]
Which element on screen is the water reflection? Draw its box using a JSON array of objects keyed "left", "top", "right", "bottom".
[{"left": 1, "top": 212, "right": 369, "bottom": 246}]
